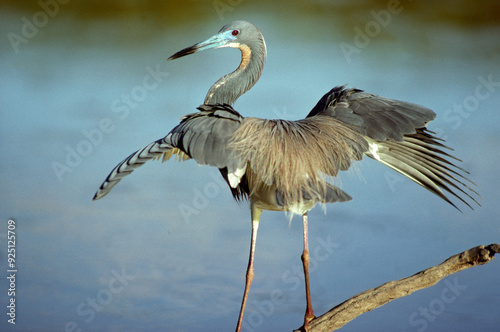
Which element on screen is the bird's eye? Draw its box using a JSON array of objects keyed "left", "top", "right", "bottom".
[{"left": 231, "top": 30, "right": 239, "bottom": 36}]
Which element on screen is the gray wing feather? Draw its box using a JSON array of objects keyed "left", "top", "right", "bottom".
[
  {"left": 307, "top": 85, "right": 436, "bottom": 141},
  {"left": 93, "top": 104, "right": 245, "bottom": 201},
  {"left": 323, "top": 183, "right": 352, "bottom": 203},
  {"left": 275, "top": 183, "right": 352, "bottom": 208},
  {"left": 307, "top": 85, "right": 480, "bottom": 210},
  {"left": 367, "top": 131, "right": 481, "bottom": 211},
  {"left": 169, "top": 104, "right": 244, "bottom": 171}
]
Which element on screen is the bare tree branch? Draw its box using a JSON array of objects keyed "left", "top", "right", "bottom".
[{"left": 294, "top": 243, "right": 500, "bottom": 332}]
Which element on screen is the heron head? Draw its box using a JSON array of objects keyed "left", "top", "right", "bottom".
[{"left": 168, "top": 20, "right": 266, "bottom": 61}]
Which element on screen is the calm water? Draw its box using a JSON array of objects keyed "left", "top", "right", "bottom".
[{"left": 1, "top": 1, "right": 499, "bottom": 331}]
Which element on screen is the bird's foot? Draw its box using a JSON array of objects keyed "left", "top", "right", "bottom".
[{"left": 301, "top": 311, "right": 315, "bottom": 332}]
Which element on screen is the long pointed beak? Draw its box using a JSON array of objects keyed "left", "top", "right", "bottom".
[{"left": 168, "top": 30, "right": 236, "bottom": 61}]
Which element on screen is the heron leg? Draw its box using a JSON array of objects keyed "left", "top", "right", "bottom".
[
  {"left": 235, "top": 204, "right": 262, "bottom": 332},
  {"left": 301, "top": 212, "right": 315, "bottom": 331}
]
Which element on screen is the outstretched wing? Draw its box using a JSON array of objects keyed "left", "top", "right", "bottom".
[
  {"left": 307, "top": 85, "right": 436, "bottom": 140},
  {"left": 93, "top": 104, "right": 246, "bottom": 201},
  {"left": 307, "top": 85, "right": 480, "bottom": 210},
  {"left": 93, "top": 139, "right": 176, "bottom": 200}
]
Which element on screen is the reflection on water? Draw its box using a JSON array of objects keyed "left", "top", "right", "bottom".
[{"left": 1, "top": 1, "right": 500, "bottom": 331}]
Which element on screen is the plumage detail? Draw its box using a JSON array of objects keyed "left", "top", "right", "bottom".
[
  {"left": 93, "top": 139, "right": 174, "bottom": 200},
  {"left": 364, "top": 130, "right": 481, "bottom": 211},
  {"left": 230, "top": 115, "right": 368, "bottom": 207},
  {"left": 93, "top": 104, "right": 246, "bottom": 201},
  {"left": 308, "top": 86, "right": 480, "bottom": 211},
  {"left": 155, "top": 147, "right": 191, "bottom": 162},
  {"left": 308, "top": 85, "right": 436, "bottom": 140}
]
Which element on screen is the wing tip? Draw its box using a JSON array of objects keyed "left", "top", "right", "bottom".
[
  {"left": 92, "top": 192, "right": 102, "bottom": 201},
  {"left": 367, "top": 134, "right": 481, "bottom": 212},
  {"left": 92, "top": 187, "right": 108, "bottom": 201}
]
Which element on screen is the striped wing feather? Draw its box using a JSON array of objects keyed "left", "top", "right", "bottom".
[{"left": 93, "top": 105, "right": 245, "bottom": 201}]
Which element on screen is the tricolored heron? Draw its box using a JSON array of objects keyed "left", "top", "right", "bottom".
[{"left": 93, "top": 20, "right": 479, "bottom": 332}]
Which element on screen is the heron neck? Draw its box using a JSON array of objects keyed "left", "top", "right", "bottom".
[{"left": 204, "top": 43, "right": 265, "bottom": 106}]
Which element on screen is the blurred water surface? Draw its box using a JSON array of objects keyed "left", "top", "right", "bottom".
[{"left": 1, "top": 1, "right": 499, "bottom": 331}]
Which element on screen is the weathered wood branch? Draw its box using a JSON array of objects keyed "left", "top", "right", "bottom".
[{"left": 294, "top": 243, "right": 500, "bottom": 332}]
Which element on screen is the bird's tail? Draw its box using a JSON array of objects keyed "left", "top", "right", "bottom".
[
  {"left": 365, "top": 129, "right": 481, "bottom": 211},
  {"left": 93, "top": 139, "right": 189, "bottom": 201}
]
